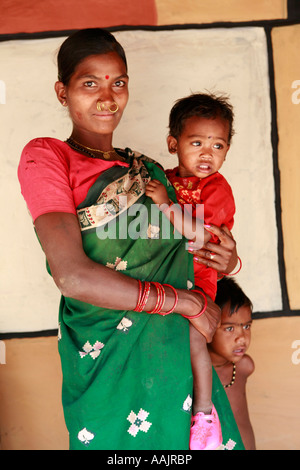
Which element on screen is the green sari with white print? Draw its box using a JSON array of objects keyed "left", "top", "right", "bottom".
[{"left": 56, "top": 148, "right": 244, "bottom": 450}]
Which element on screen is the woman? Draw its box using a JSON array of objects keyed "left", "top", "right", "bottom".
[{"left": 18, "top": 28, "right": 243, "bottom": 450}]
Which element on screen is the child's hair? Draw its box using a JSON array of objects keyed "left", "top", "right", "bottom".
[
  {"left": 168, "top": 92, "right": 234, "bottom": 144},
  {"left": 57, "top": 28, "right": 127, "bottom": 85},
  {"left": 215, "top": 277, "right": 252, "bottom": 316}
]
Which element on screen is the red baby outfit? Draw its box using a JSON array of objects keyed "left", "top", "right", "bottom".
[{"left": 166, "top": 167, "right": 235, "bottom": 300}]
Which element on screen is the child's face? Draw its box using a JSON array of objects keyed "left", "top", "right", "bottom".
[
  {"left": 168, "top": 115, "right": 230, "bottom": 179},
  {"left": 208, "top": 302, "right": 252, "bottom": 365}
]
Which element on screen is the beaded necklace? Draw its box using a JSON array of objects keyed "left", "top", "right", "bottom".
[
  {"left": 224, "top": 363, "right": 236, "bottom": 388},
  {"left": 66, "top": 137, "right": 124, "bottom": 161}
]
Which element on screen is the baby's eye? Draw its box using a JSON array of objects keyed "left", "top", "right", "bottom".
[
  {"left": 213, "top": 143, "right": 223, "bottom": 149},
  {"left": 192, "top": 141, "right": 201, "bottom": 147}
]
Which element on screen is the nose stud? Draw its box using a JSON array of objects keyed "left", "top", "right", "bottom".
[{"left": 96, "top": 100, "right": 119, "bottom": 113}]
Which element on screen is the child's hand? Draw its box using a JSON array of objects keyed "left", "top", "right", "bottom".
[{"left": 146, "top": 179, "right": 170, "bottom": 206}]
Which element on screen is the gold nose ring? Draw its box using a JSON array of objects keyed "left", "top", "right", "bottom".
[
  {"left": 96, "top": 101, "right": 119, "bottom": 113},
  {"left": 108, "top": 102, "right": 119, "bottom": 113}
]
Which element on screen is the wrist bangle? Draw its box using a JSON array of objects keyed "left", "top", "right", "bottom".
[
  {"left": 134, "top": 281, "right": 151, "bottom": 312},
  {"left": 181, "top": 289, "right": 207, "bottom": 319},
  {"left": 161, "top": 284, "right": 178, "bottom": 315},
  {"left": 146, "top": 282, "right": 166, "bottom": 314},
  {"left": 221, "top": 256, "right": 242, "bottom": 276}
]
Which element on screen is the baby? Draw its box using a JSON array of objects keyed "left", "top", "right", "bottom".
[{"left": 146, "top": 92, "right": 236, "bottom": 450}]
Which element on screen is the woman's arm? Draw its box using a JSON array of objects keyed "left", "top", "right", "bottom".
[{"left": 34, "top": 212, "right": 220, "bottom": 341}]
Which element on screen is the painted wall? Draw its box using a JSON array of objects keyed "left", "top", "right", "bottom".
[{"left": 1, "top": 0, "right": 300, "bottom": 451}]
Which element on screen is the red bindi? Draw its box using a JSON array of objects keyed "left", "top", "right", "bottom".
[{"left": 105, "top": 75, "right": 109, "bottom": 79}]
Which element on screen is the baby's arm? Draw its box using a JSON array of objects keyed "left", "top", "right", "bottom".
[{"left": 146, "top": 179, "right": 206, "bottom": 246}]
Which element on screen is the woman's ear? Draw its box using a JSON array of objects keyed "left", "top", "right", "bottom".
[
  {"left": 55, "top": 81, "right": 67, "bottom": 107},
  {"left": 167, "top": 135, "right": 178, "bottom": 154}
]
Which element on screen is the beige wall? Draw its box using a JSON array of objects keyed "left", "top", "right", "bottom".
[
  {"left": 272, "top": 25, "right": 300, "bottom": 309},
  {"left": 1, "top": 316, "right": 300, "bottom": 450},
  {"left": 156, "top": 0, "right": 287, "bottom": 24}
]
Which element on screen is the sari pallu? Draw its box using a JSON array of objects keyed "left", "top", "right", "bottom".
[{"left": 57, "top": 148, "right": 244, "bottom": 450}]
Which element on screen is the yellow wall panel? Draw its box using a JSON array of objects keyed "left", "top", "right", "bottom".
[
  {"left": 156, "top": 0, "right": 287, "bottom": 25},
  {"left": 272, "top": 25, "right": 300, "bottom": 309}
]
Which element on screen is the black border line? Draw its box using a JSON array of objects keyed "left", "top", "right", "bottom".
[
  {"left": 1, "top": 18, "right": 300, "bottom": 339},
  {"left": 1, "top": 17, "right": 300, "bottom": 42},
  {"left": 264, "top": 26, "right": 290, "bottom": 313}
]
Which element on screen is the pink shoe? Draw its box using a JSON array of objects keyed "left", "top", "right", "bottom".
[{"left": 190, "top": 405, "right": 222, "bottom": 450}]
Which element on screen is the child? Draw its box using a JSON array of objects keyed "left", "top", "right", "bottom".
[
  {"left": 146, "top": 92, "right": 236, "bottom": 450},
  {"left": 210, "top": 277, "right": 256, "bottom": 450}
]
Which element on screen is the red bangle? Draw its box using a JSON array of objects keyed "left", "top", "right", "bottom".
[
  {"left": 221, "top": 256, "right": 242, "bottom": 276},
  {"left": 162, "top": 284, "right": 178, "bottom": 315},
  {"left": 181, "top": 290, "right": 207, "bottom": 319},
  {"left": 134, "top": 281, "right": 151, "bottom": 312},
  {"left": 146, "top": 282, "right": 166, "bottom": 314},
  {"left": 133, "top": 280, "right": 143, "bottom": 312}
]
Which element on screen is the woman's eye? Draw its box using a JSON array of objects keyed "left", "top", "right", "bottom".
[{"left": 114, "top": 80, "right": 126, "bottom": 87}]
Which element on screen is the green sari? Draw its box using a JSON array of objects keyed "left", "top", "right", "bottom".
[{"left": 56, "top": 148, "right": 244, "bottom": 450}]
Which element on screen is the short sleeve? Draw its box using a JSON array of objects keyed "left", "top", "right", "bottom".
[{"left": 18, "top": 138, "right": 76, "bottom": 222}]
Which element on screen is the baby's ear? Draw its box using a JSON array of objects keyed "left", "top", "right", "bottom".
[{"left": 167, "top": 135, "right": 178, "bottom": 154}]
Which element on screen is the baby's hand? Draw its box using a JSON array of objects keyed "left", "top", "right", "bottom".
[{"left": 146, "top": 179, "right": 170, "bottom": 206}]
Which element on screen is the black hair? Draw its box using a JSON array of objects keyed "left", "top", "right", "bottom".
[
  {"left": 215, "top": 277, "right": 252, "bottom": 316},
  {"left": 168, "top": 92, "right": 234, "bottom": 144},
  {"left": 57, "top": 28, "right": 127, "bottom": 85}
]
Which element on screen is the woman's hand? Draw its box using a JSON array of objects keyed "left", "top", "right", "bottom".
[
  {"left": 188, "top": 224, "right": 237, "bottom": 275},
  {"left": 184, "top": 290, "right": 221, "bottom": 343}
]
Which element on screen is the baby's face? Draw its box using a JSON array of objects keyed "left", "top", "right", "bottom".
[
  {"left": 171, "top": 115, "right": 230, "bottom": 179},
  {"left": 209, "top": 302, "right": 252, "bottom": 364}
]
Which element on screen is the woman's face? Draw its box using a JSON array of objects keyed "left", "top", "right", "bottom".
[{"left": 56, "top": 52, "right": 129, "bottom": 140}]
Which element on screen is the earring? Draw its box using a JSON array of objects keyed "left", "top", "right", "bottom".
[{"left": 62, "top": 100, "right": 67, "bottom": 107}]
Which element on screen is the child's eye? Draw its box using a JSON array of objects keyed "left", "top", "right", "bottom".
[
  {"left": 192, "top": 141, "right": 201, "bottom": 147},
  {"left": 84, "top": 81, "right": 96, "bottom": 88},
  {"left": 244, "top": 324, "right": 251, "bottom": 330},
  {"left": 225, "top": 326, "right": 234, "bottom": 332},
  {"left": 213, "top": 143, "right": 223, "bottom": 149}
]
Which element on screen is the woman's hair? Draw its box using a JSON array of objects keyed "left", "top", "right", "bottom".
[
  {"left": 168, "top": 92, "right": 235, "bottom": 144},
  {"left": 57, "top": 28, "right": 127, "bottom": 85},
  {"left": 215, "top": 277, "right": 253, "bottom": 316}
]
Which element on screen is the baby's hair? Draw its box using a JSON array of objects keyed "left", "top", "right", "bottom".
[
  {"left": 215, "top": 277, "right": 252, "bottom": 316},
  {"left": 57, "top": 28, "right": 127, "bottom": 85},
  {"left": 168, "top": 92, "right": 234, "bottom": 144}
]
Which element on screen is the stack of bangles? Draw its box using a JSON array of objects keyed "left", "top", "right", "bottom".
[{"left": 133, "top": 280, "right": 207, "bottom": 319}]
